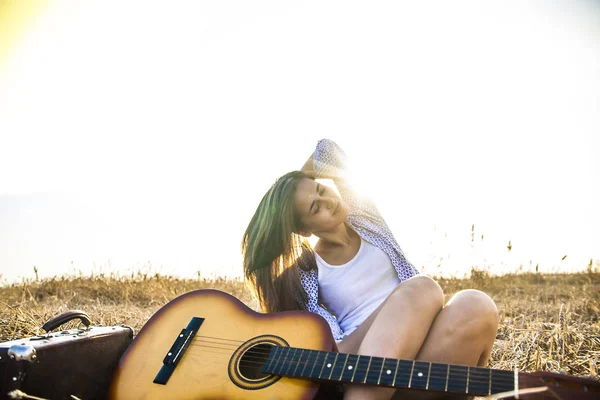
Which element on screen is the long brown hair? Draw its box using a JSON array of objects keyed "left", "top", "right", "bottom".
[{"left": 241, "top": 171, "right": 316, "bottom": 313}]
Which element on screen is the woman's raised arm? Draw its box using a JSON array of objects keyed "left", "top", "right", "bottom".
[{"left": 300, "top": 156, "right": 314, "bottom": 177}]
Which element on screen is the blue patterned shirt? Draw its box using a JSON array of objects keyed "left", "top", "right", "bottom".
[{"left": 297, "top": 139, "right": 420, "bottom": 341}]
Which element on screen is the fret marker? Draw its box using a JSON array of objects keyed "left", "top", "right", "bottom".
[
  {"left": 348, "top": 366, "right": 353, "bottom": 370},
  {"left": 387, "top": 370, "right": 392, "bottom": 375},
  {"left": 327, "top": 363, "right": 332, "bottom": 368},
  {"left": 418, "top": 372, "right": 423, "bottom": 377}
]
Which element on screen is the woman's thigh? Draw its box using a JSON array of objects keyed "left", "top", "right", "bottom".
[
  {"left": 336, "top": 296, "right": 386, "bottom": 354},
  {"left": 337, "top": 275, "right": 443, "bottom": 355}
]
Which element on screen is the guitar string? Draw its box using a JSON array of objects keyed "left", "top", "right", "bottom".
[
  {"left": 191, "top": 335, "right": 503, "bottom": 379},
  {"left": 178, "top": 356, "right": 512, "bottom": 392},
  {"left": 179, "top": 348, "right": 516, "bottom": 386},
  {"left": 189, "top": 340, "right": 515, "bottom": 383},
  {"left": 196, "top": 335, "right": 246, "bottom": 343},
  {"left": 185, "top": 339, "right": 515, "bottom": 384},
  {"left": 183, "top": 355, "right": 515, "bottom": 391},
  {"left": 180, "top": 353, "right": 516, "bottom": 393}
]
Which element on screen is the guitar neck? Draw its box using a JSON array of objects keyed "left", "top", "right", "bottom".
[{"left": 261, "top": 346, "right": 515, "bottom": 397}]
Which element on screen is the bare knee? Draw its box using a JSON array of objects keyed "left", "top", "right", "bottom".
[
  {"left": 390, "top": 275, "right": 444, "bottom": 312},
  {"left": 445, "top": 289, "right": 499, "bottom": 337}
]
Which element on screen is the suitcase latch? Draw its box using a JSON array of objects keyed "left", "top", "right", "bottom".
[{"left": 8, "top": 344, "right": 37, "bottom": 363}]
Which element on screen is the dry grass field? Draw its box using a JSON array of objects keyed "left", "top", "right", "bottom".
[{"left": 1, "top": 269, "right": 599, "bottom": 383}]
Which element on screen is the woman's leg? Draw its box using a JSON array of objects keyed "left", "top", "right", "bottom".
[
  {"left": 414, "top": 289, "right": 499, "bottom": 366},
  {"left": 338, "top": 275, "right": 445, "bottom": 400},
  {"left": 338, "top": 278, "right": 498, "bottom": 400},
  {"left": 391, "top": 290, "right": 499, "bottom": 400}
]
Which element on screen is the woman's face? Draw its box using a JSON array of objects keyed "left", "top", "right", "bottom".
[{"left": 293, "top": 178, "right": 348, "bottom": 235}]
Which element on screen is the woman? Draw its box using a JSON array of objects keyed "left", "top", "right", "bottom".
[{"left": 242, "top": 139, "right": 498, "bottom": 400}]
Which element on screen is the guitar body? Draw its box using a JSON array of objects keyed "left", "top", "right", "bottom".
[{"left": 109, "top": 289, "right": 334, "bottom": 400}]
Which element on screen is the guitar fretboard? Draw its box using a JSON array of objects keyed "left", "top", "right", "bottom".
[{"left": 261, "top": 346, "right": 514, "bottom": 396}]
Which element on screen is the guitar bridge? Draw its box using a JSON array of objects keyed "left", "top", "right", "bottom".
[{"left": 153, "top": 317, "right": 204, "bottom": 385}]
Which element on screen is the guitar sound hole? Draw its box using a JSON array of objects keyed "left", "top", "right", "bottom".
[{"left": 238, "top": 343, "right": 273, "bottom": 380}]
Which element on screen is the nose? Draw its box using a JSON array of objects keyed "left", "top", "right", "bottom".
[{"left": 322, "top": 196, "right": 335, "bottom": 209}]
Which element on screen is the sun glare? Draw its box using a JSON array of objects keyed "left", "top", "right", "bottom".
[{"left": 0, "top": 1, "right": 598, "bottom": 283}]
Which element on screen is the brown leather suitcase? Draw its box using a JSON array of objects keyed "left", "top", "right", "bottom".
[{"left": 0, "top": 310, "right": 133, "bottom": 400}]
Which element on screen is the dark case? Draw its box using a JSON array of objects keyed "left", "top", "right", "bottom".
[{"left": 0, "top": 310, "right": 133, "bottom": 400}]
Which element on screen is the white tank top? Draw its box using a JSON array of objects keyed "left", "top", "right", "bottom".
[{"left": 315, "top": 238, "right": 401, "bottom": 336}]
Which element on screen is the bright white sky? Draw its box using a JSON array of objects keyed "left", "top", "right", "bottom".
[{"left": 0, "top": 0, "right": 599, "bottom": 283}]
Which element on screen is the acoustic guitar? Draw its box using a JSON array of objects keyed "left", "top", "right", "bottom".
[{"left": 109, "top": 289, "right": 600, "bottom": 399}]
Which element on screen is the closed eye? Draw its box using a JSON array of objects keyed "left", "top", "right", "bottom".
[
  {"left": 310, "top": 183, "right": 328, "bottom": 215},
  {"left": 314, "top": 185, "right": 327, "bottom": 214}
]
